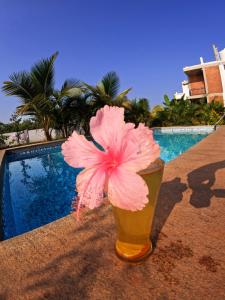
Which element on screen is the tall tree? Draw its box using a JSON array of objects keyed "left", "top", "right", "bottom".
[
  {"left": 2, "top": 53, "right": 81, "bottom": 140},
  {"left": 125, "top": 98, "right": 151, "bottom": 126},
  {"left": 84, "top": 71, "right": 131, "bottom": 112},
  {"left": 50, "top": 79, "right": 84, "bottom": 137}
]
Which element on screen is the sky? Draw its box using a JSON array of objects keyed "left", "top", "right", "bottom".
[{"left": 0, "top": 0, "right": 225, "bottom": 123}]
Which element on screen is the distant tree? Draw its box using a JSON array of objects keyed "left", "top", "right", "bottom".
[
  {"left": 199, "top": 100, "right": 225, "bottom": 125},
  {"left": 125, "top": 98, "right": 151, "bottom": 126},
  {"left": 51, "top": 85, "right": 91, "bottom": 137},
  {"left": 0, "top": 134, "right": 7, "bottom": 147},
  {"left": 151, "top": 95, "right": 225, "bottom": 126},
  {"left": 150, "top": 105, "right": 164, "bottom": 126},
  {"left": 0, "top": 122, "right": 8, "bottom": 146},
  {"left": 0, "top": 118, "right": 40, "bottom": 134},
  {"left": 47, "top": 79, "right": 85, "bottom": 137}
]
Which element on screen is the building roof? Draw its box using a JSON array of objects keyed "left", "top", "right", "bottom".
[{"left": 183, "top": 60, "right": 225, "bottom": 74}]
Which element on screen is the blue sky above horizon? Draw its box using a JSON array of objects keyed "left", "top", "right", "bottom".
[{"left": 0, "top": 0, "right": 225, "bottom": 123}]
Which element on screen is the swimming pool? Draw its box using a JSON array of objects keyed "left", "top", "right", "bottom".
[{"left": 1, "top": 129, "right": 212, "bottom": 240}]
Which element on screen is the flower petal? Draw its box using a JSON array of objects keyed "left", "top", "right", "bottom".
[
  {"left": 76, "top": 167, "right": 106, "bottom": 209},
  {"left": 121, "top": 124, "right": 160, "bottom": 172},
  {"left": 90, "top": 105, "right": 126, "bottom": 151},
  {"left": 108, "top": 166, "right": 149, "bottom": 211},
  {"left": 61, "top": 131, "right": 102, "bottom": 168}
]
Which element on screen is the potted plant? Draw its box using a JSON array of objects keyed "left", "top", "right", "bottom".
[{"left": 62, "top": 105, "right": 164, "bottom": 262}]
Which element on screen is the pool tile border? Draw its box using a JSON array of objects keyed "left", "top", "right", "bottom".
[{"left": 153, "top": 125, "right": 215, "bottom": 133}]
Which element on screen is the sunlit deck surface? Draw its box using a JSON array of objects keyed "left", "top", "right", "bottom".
[{"left": 0, "top": 127, "right": 225, "bottom": 300}]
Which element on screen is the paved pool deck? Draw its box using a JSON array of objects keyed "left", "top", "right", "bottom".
[{"left": 0, "top": 127, "right": 224, "bottom": 299}]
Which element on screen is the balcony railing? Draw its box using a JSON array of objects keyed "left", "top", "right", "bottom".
[{"left": 190, "top": 87, "right": 206, "bottom": 96}]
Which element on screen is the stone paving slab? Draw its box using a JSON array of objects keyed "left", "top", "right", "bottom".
[{"left": 0, "top": 127, "right": 225, "bottom": 300}]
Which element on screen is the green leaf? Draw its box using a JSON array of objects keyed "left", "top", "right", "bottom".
[
  {"left": 100, "top": 71, "right": 120, "bottom": 98},
  {"left": 117, "top": 87, "right": 132, "bottom": 99},
  {"left": 2, "top": 72, "right": 34, "bottom": 101},
  {"left": 163, "top": 94, "right": 171, "bottom": 106},
  {"left": 30, "top": 52, "right": 58, "bottom": 97}
]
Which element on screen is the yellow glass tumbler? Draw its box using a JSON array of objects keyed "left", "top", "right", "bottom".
[{"left": 112, "top": 159, "right": 164, "bottom": 262}]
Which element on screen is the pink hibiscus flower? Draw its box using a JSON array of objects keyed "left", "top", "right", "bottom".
[{"left": 62, "top": 105, "right": 160, "bottom": 213}]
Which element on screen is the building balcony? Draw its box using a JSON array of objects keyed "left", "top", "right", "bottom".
[{"left": 190, "top": 87, "right": 206, "bottom": 96}]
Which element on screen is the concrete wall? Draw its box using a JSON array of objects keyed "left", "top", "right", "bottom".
[
  {"left": 182, "top": 81, "right": 190, "bottom": 98},
  {"left": 2, "top": 129, "right": 61, "bottom": 147},
  {"left": 27, "top": 129, "right": 58, "bottom": 143}
]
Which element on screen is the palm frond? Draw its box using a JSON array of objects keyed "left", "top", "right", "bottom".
[
  {"left": 61, "top": 79, "right": 83, "bottom": 91},
  {"left": 30, "top": 52, "right": 58, "bottom": 96},
  {"left": 116, "top": 88, "right": 132, "bottom": 100},
  {"left": 96, "top": 81, "right": 105, "bottom": 95},
  {"left": 16, "top": 102, "right": 36, "bottom": 115},
  {"left": 60, "top": 79, "right": 83, "bottom": 97},
  {"left": 83, "top": 82, "right": 99, "bottom": 94},
  {"left": 2, "top": 72, "right": 34, "bottom": 101},
  {"left": 100, "top": 71, "right": 120, "bottom": 98},
  {"left": 163, "top": 94, "right": 171, "bottom": 106}
]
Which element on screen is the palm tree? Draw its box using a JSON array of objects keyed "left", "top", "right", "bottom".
[
  {"left": 125, "top": 98, "right": 151, "bottom": 126},
  {"left": 52, "top": 89, "right": 92, "bottom": 137},
  {"left": 2, "top": 53, "right": 58, "bottom": 140},
  {"left": 69, "top": 92, "right": 93, "bottom": 135},
  {"left": 84, "top": 71, "right": 131, "bottom": 112},
  {"left": 2, "top": 53, "right": 81, "bottom": 140},
  {"left": 50, "top": 79, "right": 85, "bottom": 137}
]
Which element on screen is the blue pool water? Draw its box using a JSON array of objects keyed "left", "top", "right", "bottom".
[
  {"left": 1, "top": 131, "right": 209, "bottom": 239},
  {"left": 154, "top": 131, "right": 208, "bottom": 162}
]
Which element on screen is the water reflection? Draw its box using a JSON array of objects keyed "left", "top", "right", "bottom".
[{"left": 4, "top": 151, "right": 81, "bottom": 239}]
